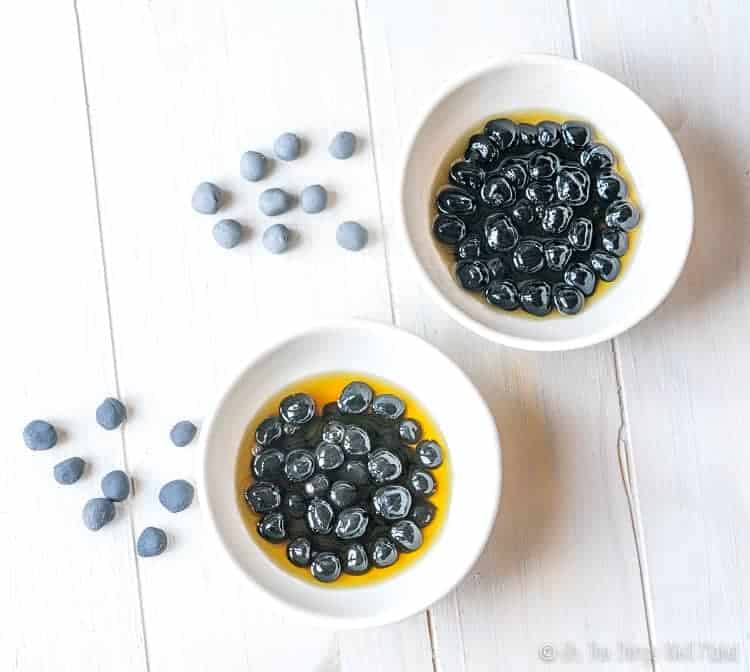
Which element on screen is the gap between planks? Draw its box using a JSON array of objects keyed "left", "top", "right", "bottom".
[
  {"left": 566, "top": 0, "right": 657, "bottom": 667},
  {"left": 611, "top": 339, "right": 657, "bottom": 671},
  {"left": 72, "top": 2, "right": 152, "bottom": 670},
  {"left": 355, "top": 0, "right": 397, "bottom": 327}
]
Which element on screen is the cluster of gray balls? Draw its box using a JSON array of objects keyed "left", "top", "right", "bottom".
[
  {"left": 23, "top": 402, "right": 199, "bottom": 558},
  {"left": 191, "top": 131, "right": 368, "bottom": 253}
]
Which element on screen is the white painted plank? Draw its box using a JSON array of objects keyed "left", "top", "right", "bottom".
[
  {"left": 75, "top": 0, "right": 431, "bottom": 670},
  {"left": 0, "top": 3, "right": 147, "bottom": 671},
  {"left": 340, "top": 619, "right": 435, "bottom": 672},
  {"left": 358, "top": 0, "right": 652, "bottom": 668},
  {"left": 572, "top": 1, "right": 750, "bottom": 667}
]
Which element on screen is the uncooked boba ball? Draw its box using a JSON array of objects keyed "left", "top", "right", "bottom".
[
  {"left": 82, "top": 498, "right": 115, "bottom": 531},
  {"left": 191, "top": 182, "right": 222, "bottom": 214},
  {"left": 300, "top": 184, "right": 327, "bottom": 214},
  {"left": 53, "top": 457, "right": 85, "bottom": 485},
  {"left": 336, "top": 221, "right": 368, "bottom": 251},
  {"left": 240, "top": 150, "right": 267, "bottom": 181},
  {"left": 262, "top": 223, "right": 291, "bottom": 254},
  {"left": 137, "top": 527, "right": 168, "bottom": 557},
  {"left": 101, "top": 470, "right": 130, "bottom": 502},
  {"left": 170, "top": 420, "right": 197, "bottom": 447},
  {"left": 159, "top": 479, "right": 194, "bottom": 513},
  {"left": 23, "top": 420, "right": 57, "bottom": 451},
  {"left": 274, "top": 132, "right": 301, "bottom": 161},
  {"left": 212, "top": 219, "right": 242, "bottom": 249},
  {"left": 96, "top": 398, "right": 126, "bottom": 430},
  {"left": 329, "top": 131, "right": 356, "bottom": 159},
  {"left": 259, "top": 188, "right": 291, "bottom": 216}
]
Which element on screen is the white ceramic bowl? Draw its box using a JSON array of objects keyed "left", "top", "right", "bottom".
[
  {"left": 199, "top": 320, "right": 501, "bottom": 628},
  {"left": 399, "top": 54, "right": 693, "bottom": 350}
]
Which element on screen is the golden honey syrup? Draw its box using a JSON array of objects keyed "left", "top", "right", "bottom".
[
  {"left": 235, "top": 371, "right": 450, "bottom": 587},
  {"left": 431, "top": 109, "right": 641, "bottom": 317}
]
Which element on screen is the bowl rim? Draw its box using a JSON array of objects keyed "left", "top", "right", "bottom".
[
  {"left": 397, "top": 52, "right": 694, "bottom": 351},
  {"left": 197, "top": 318, "right": 502, "bottom": 629}
]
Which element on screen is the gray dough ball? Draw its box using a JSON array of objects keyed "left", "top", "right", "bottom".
[
  {"left": 274, "top": 132, "right": 301, "bottom": 161},
  {"left": 262, "top": 223, "right": 291, "bottom": 254},
  {"left": 96, "top": 397, "right": 126, "bottom": 430},
  {"left": 240, "top": 151, "right": 267, "bottom": 181},
  {"left": 212, "top": 219, "right": 242, "bottom": 249},
  {"left": 101, "top": 470, "right": 130, "bottom": 501},
  {"left": 259, "top": 188, "right": 291, "bottom": 216},
  {"left": 53, "top": 457, "right": 85, "bottom": 485},
  {"left": 170, "top": 420, "right": 197, "bottom": 447},
  {"left": 159, "top": 479, "right": 194, "bottom": 513},
  {"left": 336, "top": 221, "right": 368, "bottom": 251},
  {"left": 23, "top": 419, "right": 58, "bottom": 451},
  {"left": 137, "top": 527, "right": 168, "bottom": 557},
  {"left": 329, "top": 131, "right": 356, "bottom": 159},
  {"left": 82, "top": 498, "right": 115, "bottom": 531},
  {"left": 300, "top": 184, "right": 327, "bottom": 214},
  {"left": 191, "top": 182, "right": 222, "bottom": 214}
]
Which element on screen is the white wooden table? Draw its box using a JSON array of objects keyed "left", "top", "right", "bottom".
[{"left": 2, "top": 1, "right": 747, "bottom": 669}]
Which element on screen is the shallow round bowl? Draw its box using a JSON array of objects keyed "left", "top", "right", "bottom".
[
  {"left": 399, "top": 54, "right": 693, "bottom": 350},
  {"left": 199, "top": 320, "right": 501, "bottom": 628}
]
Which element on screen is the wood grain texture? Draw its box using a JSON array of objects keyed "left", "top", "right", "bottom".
[
  {"left": 357, "top": 0, "right": 652, "bottom": 668},
  {"left": 75, "top": 0, "right": 429, "bottom": 669},
  {"left": 0, "top": 3, "right": 147, "bottom": 671},
  {"left": 572, "top": 1, "right": 750, "bottom": 667}
]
